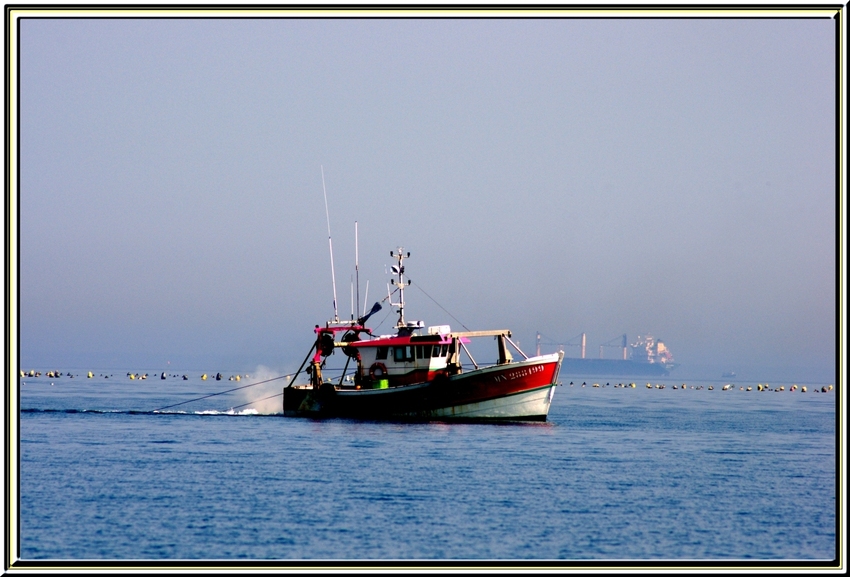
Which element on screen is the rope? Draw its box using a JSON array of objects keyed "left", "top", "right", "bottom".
[
  {"left": 152, "top": 373, "right": 291, "bottom": 412},
  {"left": 369, "top": 307, "right": 394, "bottom": 332},
  {"left": 408, "top": 279, "right": 471, "bottom": 331}
]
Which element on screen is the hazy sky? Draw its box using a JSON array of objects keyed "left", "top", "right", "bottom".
[{"left": 17, "top": 15, "right": 838, "bottom": 380}]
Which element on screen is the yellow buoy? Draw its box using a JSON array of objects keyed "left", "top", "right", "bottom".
[
  {"left": 201, "top": 374, "right": 208, "bottom": 380},
  {"left": 801, "top": 386, "right": 807, "bottom": 393},
  {"left": 87, "top": 371, "right": 93, "bottom": 378}
]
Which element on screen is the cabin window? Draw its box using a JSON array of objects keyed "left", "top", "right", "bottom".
[
  {"left": 376, "top": 347, "right": 388, "bottom": 360},
  {"left": 441, "top": 344, "right": 449, "bottom": 356},
  {"left": 396, "top": 346, "right": 414, "bottom": 362},
  {"left": 416, "top": 345, "right": 433, "bottom": 359},
  {"left": 432, "top": 345, "right": 441, "bottom": 358}
]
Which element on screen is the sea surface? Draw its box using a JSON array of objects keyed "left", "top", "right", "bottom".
[{"left": 16, "top": 369, "right": 837, "bottom": 563}]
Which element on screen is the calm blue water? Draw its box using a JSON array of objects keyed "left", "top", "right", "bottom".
[{"left": 18, "top": 371, "right": 836, "bottom": 561}]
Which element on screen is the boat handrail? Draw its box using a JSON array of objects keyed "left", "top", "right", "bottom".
[{"left": 448, "top": 330, "right": 511, "bottom": 338}]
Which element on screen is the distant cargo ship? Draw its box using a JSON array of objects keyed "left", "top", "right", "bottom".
[{"left": 537, "top": 333, "right": 675, "bottom": 377}]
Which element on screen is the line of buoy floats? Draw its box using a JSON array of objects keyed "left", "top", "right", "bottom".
[
  {"left": 18, "top": 370, "right": 837, "bottom": 394},
  {"left": 567, "top": 381, "right": 834, "bottom": 393},
  {"left": 18, "top": 370, "right": 81, "bottom": 378},
  {"left": 20, "top": 370, "right": 250, "bottom": 382}
]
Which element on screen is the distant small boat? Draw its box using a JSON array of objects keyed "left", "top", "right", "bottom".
[{"left": 722, "top": 372, "right": 736, "bottom": 378}]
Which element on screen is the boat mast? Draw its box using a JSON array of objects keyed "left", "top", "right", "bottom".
[
  {"left": 389, "top": 248, "right": 410, "bottom": 328},
  {"left": 321, "top": 166, "right": 339, "bottom": 323},
  {"left": 355, "top": 221, "right": 360, "bottom": 320}
]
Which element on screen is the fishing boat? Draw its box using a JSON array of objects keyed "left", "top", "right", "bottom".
[{"left": 283, "top": 248, "right": 564, "bottom": 421}]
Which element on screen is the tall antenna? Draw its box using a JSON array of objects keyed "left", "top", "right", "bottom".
[
  {"left": 321, "top": 166, "right": 339, "bottom": 323},
  {"left": 355, "top": 221, "right": 360, "bottom": 320},
  {"left": 389, "top": 247, "right": 410, "bottom": 327}
]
